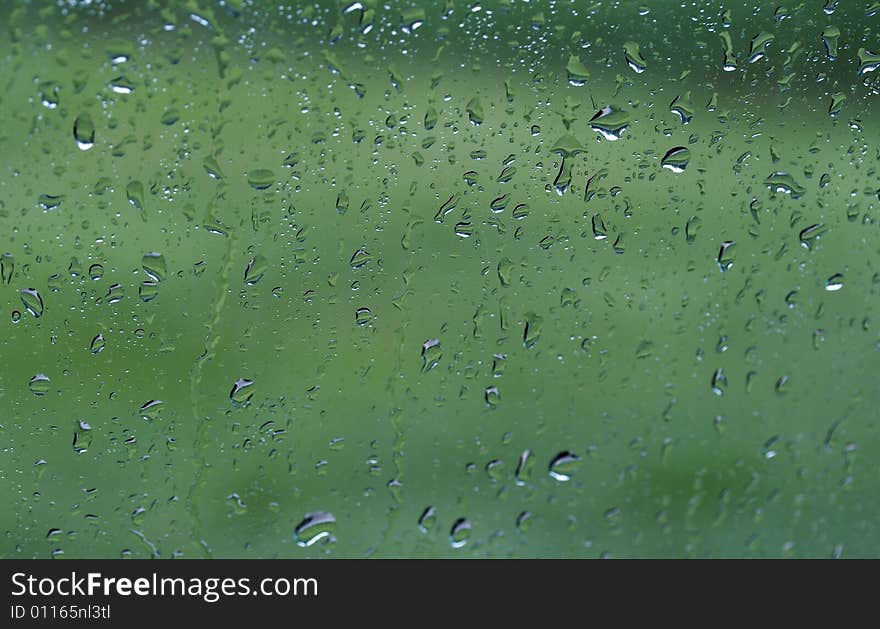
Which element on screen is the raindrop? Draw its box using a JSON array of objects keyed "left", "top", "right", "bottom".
[
  {"left": 589, "top": 106, "right": 630, "bottom": 141},
  {"left": 244, "top": 254, "right": 268, "bottom": 285},
  {"left": 485, "top": 385, "right": 500, "bottom": 407},
  {"left": 21, "top": 288, "right": 44, "bottom": 318},
  {"left": 418, "top": 506, "right": 437, "bottom": 533},
  {"left": 421, "top": 339, "right": 442, "bottom": 372},
  {"left": 247, "top": 169, "right": 275, "bottom": 190},
  {"left": 29, "top": 374, "right": 51, "bottom": 396},
  {"left": 515, "top": 449, "right": 533, "bottom": 486},
  {"left": 140, "top": 399, "right": 164, "bottom": 420},
  {"left": 549, "top": 452, "right": 581, "bottom": 481},
  {"left": 623, "top": 41, "right": 647, "bottom": 73},
  {"left": 73, "top": 113, "right": 95, "bottom": 150},
  {"left": 349, "top": 248, "right": 372, "bottom": 269},
  {"left": 355, "top": 307, "right": 372, "bottom": 326},
  {"left": 449, "top": 518, "right": 472, "bottom": 548},
  {"left": 825, "top": 274, "right": 844, "bottom": 291},
  {"left": 230, "top": 378, "right": 255, "bottom": 405},
  {"left": 661, "top": 146, "right": 690, "bottom": 172},
  {"left": 90, "top": 334, "right": 106, "bottom": 354},
  {"left": 294, "top": 512, "right": 336, "bottom": 547},
  {"left": 523, "top": 312, "right": 543, "bottom": 349},
  {"left": 142, "top": 253, "right": 167, "bottom": 282}
]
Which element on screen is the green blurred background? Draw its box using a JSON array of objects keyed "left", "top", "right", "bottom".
[{"left": 1, "top": 0, "right": 878, "bottom": 558}]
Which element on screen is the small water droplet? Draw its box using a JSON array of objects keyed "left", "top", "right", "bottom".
[
  {"left": 624, "top": 41, "right": 647, "bottom": 73},
  {"left": 589, "top": 105, "right": 630, "bottom": 141},
  {"left": 140, "top": 399, "right": 164, "bottom": 420},
  {"left": 355, "top": 307, "right": 372, "bottom": 326},
  {"left": 244, "top": 254, "right": 268, "bottom": 285},
  {"left": 515, "top": 449, "right": 533, "bottom": 486},
  {"left": 349, "top": 248, "right": 372, "bottom": 269},
  {"left": 247, "top": 169, "right": 275, "bottom": 190},
  {"left": 142, "top": 252, "right": 167, "bottom": 282},
  {"left": 484, "top": 385, "right": 500, "bottom": 407}
]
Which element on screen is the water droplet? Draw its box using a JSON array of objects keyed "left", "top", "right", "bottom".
[
  {"left": 549, "top": 451, "right": 581, "bottom": 481},
  {"left": 799, "top": 223, "right": 827, "bottom": 250},
  {"left": 765, "top": 172, "right": 805, "bottom": 198},
  {"left": 21, "top": 288, "right": 44, "bottom": 318},
  {"left": 104, "top": 283, "right": 124, "bottom": 304},
  {"left": 421, "top": 339, "right": 442, "bottom": 372},
  {"left": 711, "top": 368, "right": 728, "bottom": 396},
  {"left": 230, "top": 378, "right": 255, "bottom": 405},
  {"left": 1, "top": 253, "right": 13, "bottom": 285},
  {"left": 247, "top": 169, "right": 275, "bottom": 190},
  {"left": 140, "top": 399, "right": 164, "bottom": 420},
  {"left": 485, "top": 385, "right": 500, "bottom": 407},
  {"left": 747, "top": 32, "right": 775, "bottom": 63},
  {"left": 109, "top": 75, "right": 135, "bottom": 94},
  {"left": 82, "top": 265, "right": 102, "bottom": 283},
  {"left": 141, "top": 253, "right": 167, "bottom": 282},
  {"left": 465, "top": 96, "right": 483, "bottom": 125},
  {"left": 566, "top": 54, "right": 590, "bottom": 85},
  {"left": 825, "top": 274, "right": 844, "bottom": 291},
  {"left": 669, "top": 92, "right": 694, "bottom": 123},
  {"left": 589, "top": 106, "right": 630, "bottom": 141},
  {"left": 160, "top": 108, "right": 179, "bottom": 125},
  {"left": 515, "top": 449, "right": 533, "bottom": 486},
  {"left": 11, "top": 310, "right": 21, "bottom": 324},
  {"left": 720, "top": 31, "right": 738, "bottom": 71},
  {"left": 822, "top": 26, "right": 841, "bottom": 60},
  {"left": 523, "top": 312, "right": 543, "bottom": 348},
  {"left": 449, "top": 518, "right": 472, "bottom": 548},
  {"left": 434, "top": 194, "right": 458, "bottom": 224},
  {"left": 244, "top": 254, "right": 268, "bottom": 285},
  {"left": 126, "top": 180, "right": 145, "bottom": 211},
  {"left": 424, "top": 106, "right": 437, "bottom": 130},
  {"left": 516, "top": 511, "right": 532, "bottom": 532},
  {"left": 418, "top": 506, "right": 437, "bottom": 533},
  {"left": 717, "top": 241, "right": 736, "bottom": 272},
  {"left": 829, "top": 92, "right": 846, "bottom": 117},
  {"left": 29, "top": 374, "right": 51, "bottom": 396},
  {"left": 73, "top": 113, "right": 95, "bottom": 150},
  {"left": 486, "top": 459, "right": 505, "bottom": 482},
  {"left": 624, "top": 41, "right": 647, "bottom": 73},
  {"left": 138, "top": 282, "right": 158, "bottom": 302},
  {"left": 355, "top": 307, "right": 372, "bottom": 326},
  {"left": 857, "top": 48, "right": 880, "bottom": 75},
  {"left": 349, "top": 248, "right": 372, "bottom": 269},
  {"left": 90, "top": 334, "right": 106, "bottom": 354},
  {"left": 294, "top": 512, "right": 336, "bottom": 547},
  {"left": 661, "top": 146, "right": 690, "bottom": 172}
]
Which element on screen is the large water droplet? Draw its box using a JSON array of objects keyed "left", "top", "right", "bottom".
[
  {"left": 230, "top": 378, "right": 255, "bottom": 405},
  {"left": 418, "top": 506, "right": 437, "bottom": 533},
  {"left": 661, "top": 146, "right": 690, "bottom": 172},
  {"left": 29, "top": 374, "right": 51, "bottom": 396},
  {"left": 589, "top": 106, "right": 630, "bottom": 141},
  {"left": 549, "top": 451, "right": 581, "bottom": 481},
  {"left": 73, "top": 113, "right": 95, "bottom": 150},
  {"left": 294, "top": 512, "right": 336, "bottom": 547},
  {"left": 21, "top": 288, "right": 44, "bottom": 318},
  {"left": 421, "top": 339, "right": 442, "bottom": 372},
  {"left": 449, "top": 518, "right": 472, "bottom": 548}
]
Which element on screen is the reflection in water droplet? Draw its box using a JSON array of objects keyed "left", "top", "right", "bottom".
[
  {"left": 29, "top": 374, "right": 51, "bottom": 396},
  {"left": 294, "top": 511, "right": 336, "bottom": 547},
  {"left": 449, "top": 518, "right": 472, "bottom": 548}
]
